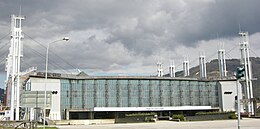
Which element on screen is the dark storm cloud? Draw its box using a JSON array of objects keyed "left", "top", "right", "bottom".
[
  {"left": 151, "top": 0, "right": 260, "bottom": 47},
  {"left": 1, "top": 0, "right": 260, "bottom": 73},
  {"left": 192, "top": 0, "right": 260, "bottom": 43}
]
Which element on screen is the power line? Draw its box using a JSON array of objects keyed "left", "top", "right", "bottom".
[
  {"left": 225, "top": 53, "right": 233, "bottom": 59},
  {"left": 0, "top": 49, "right": 8, "bottom": 65},
  {"left": 0, "top": 42, "right": 9, "bottom": 68},
  {"left": 0, "top": 32, "right": 10, "bottom": 71},
  {"left": 226, "top": 45, "right": 239, "bottom": 55},
  {"left": 205, "top": 51, "right": 218, "bottom": 63},
  {"left": 22, "top": 40, "right": 69, "bottom": 73},
  {"left": 0, "top": 32, "right": 11, "bottom": 42},
  {"left": 24, "top": 33, "right": 77, "bottom": 69},
  {"left": 249, "top": 48, "right": 259, "bottom": 57},
  {"left": 23, "top": 32, "right": 77, "bottom": 72},
  {"left": 0, "top": 41, "right": 9, "bottom": 54}
]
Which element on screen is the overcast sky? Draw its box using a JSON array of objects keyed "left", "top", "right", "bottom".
[{"left": 0, "top": 0, "right": 260, "bottom": 78}]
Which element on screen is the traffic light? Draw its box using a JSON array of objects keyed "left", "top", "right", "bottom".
[{"left": 236, "top": 67, "right": 245, "bottom": 80}]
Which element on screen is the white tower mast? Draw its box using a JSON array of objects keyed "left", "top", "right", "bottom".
[
  {"left": 5, "top": 14, "right": 24, "bottom": 120},
  {"left": 218, "top": 43, "right": 227, "bottom": 78},
  {"left": 183, "top": 56, "right": 189, "bottom": 77},
  {"left": 169, "top": 60, "right": 175, "bottom": 77},
  {"left": 157, "top": 61, "right": 163, "bottom": 77},
  {"left": 239, "top": 31, "right": 254, "bottom": 115},
  {"left": 199, "top": 52, "right": 207, "bottom": 78}
]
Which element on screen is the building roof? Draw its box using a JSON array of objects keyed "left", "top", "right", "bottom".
[{"left": 27, "top": 71, "right": 236, "bottom": 82}]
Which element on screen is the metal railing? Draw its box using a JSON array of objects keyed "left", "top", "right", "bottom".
[{"left": 0, "top": 120, "right": 38, "bottom": 129}]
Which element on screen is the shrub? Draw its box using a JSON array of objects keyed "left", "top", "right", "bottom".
[
  {"left": 126, "top": 112, "right": 156, "bottom": 117},
  {"left": 195, "top": 111, "right": 235, "bottom": 115},
  {"left": 172, "top": 114, "right": 185, "bottom": 121},
  {"left": 228, "top": 113, "right": 237, "bottom": 119},
  {"left": 196, "top": 111, "right": 222, "bottom": 115}
]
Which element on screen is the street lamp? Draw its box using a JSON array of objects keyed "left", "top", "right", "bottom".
[{"left": 43, "top": 37, "right": 69, "bottom": 128}]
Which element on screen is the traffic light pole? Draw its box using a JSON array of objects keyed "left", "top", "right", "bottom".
[
  {"left": 236, "top": 79, "right": 241, "bottom": 129},
  {"left": 235, "top": 66, "right": 245, "bottom": 129}
]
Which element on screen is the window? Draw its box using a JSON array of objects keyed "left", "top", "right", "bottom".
[{"left": 224, "top": 91, "right": 232, "bottom": 94}]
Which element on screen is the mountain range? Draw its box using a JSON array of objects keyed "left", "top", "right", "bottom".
[
  {"left": 0, "top": 57, "right": 260, "bottom": 103},
  {"left": 175, "top": 57, "right": 260, "bottom": 99}
]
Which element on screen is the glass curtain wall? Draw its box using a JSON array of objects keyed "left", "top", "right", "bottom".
[{"left": 60, "top": 79, "right": 219, "bottom": 112}]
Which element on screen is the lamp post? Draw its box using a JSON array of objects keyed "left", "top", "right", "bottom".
[{"left": 43, "top": 37, "right": 69, "bottom": 128}]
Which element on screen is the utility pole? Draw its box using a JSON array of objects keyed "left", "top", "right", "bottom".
[{"left": 236, "top": 67, "right": 244, "bottom": 129}]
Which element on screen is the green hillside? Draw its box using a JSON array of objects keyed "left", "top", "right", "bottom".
[{"left": 175, "top": 57, "right": 260, "bottom": 99}]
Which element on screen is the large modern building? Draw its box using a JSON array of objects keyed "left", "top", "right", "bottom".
[{"left": 19, "top": 71, "right": 241, "bottom": 120}]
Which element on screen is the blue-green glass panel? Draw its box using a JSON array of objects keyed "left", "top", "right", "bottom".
[
  {"left": 96, "top": 80, "right": 106, "bottom": 107},
  {"left": 118, "top": 80, "right": 128, "bottom": 107},
  {"left": 139, "top": 80, "right": 149, "bottom": 107},
  {"left": 85, "top": 80, "right": 94, "bottom": 109},
  {"left": 107, "top": 80, "right": 117, "bottom": 107},
  {"left": 170, "top": 80, "right": 180, "bottom": 106},
  {"left": 150, "top": 80, "right": 160, "bottom": 107},
  {"left": 128, "top": 80, "right": 139, "bottom": 107},
  {"left": 160, "top": 80, "right": 170, "bottom": 106}
]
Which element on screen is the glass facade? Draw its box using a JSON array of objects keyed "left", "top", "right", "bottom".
[{"left": 60, "top": 78, "right": 219, "bottom": 117}]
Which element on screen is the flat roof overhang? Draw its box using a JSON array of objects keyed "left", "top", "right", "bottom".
[{"left": 94, "top": 106, "right": 214, "bottom": 112}]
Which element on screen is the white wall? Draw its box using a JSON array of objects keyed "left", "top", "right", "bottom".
[
  {"left": 30, "top": 77, "right": 61, "bottom": 120},
  {"left": 218, "top": 81, "right": 242, "bottom": 112}
]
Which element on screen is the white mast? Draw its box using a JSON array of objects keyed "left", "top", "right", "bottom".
[
  {"left": 239, "top": 31, "right": 254, "bottom": 115},
  {"left": 169, "top": 60, "right": 175, "bottom": 77},
  {"left": 5, "top": 14, "right": 24, "bottom": 120},
  {"left": 199, "top": 52, "right": 207, "bottom": 78},
  {"left": 157, "top": 61, "right": 163, "bottom": 77},
  {"left": 183, "top": 56, "right": 189, "bottom": 77},
  {"left": 218, "top": 42, "right": 227, "bottom": 78}
]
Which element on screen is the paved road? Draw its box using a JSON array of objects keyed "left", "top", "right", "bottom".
[{"left": 56, "top": 118, "right": 260, "bottom": 129}]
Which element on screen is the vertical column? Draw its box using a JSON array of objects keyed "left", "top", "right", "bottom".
[
  {"left": 105, "top": 80, "right": 109, "bottom": 107},
  {"left": 82, "top": 81, "right": 85, "bottom": 109},
  {"left": 206, "top": 82, "right": 210, "bottom": 106},
  {"left": 239, "top": 31, "right": 254, "bottom": 115},
  {"left": 169, "top": 60, "right": 175, "bottom": 77},
  {"left": 179, "top": 81, "right": 182, "bottom": 106},
  {"left": 69, "top": 80, "right": 72, "bottom": 109},
  {"left": 127, "top": 80, "right": 131, "bottom": 107},
  {"left": 157, "top": 61, "right": 163, "bottom": 77},
  {"left": 6, "top": 14, "right": 24, "bottom": 120},
  {"left": 189, "top": 81, "right": 192, "bottom": 105},
  {"left": 169, "top": 81, "right": 173, "bottom": 106},
  {"left": 183, "top": 56, "right": 189, "bottom": 77},
  {"left": 116, "top": 80, "right": 120, "bottom": 107},
  {"left": 138, "top": 80, "right": 141, "bottom": 107},
  {"left": 93, "top": 80, "right": 97, "bottom": 107},
  {"left": 149, "top": 80, "right": 153, "bottom": 107},
  {"left": 199, "top": 52, "right": 207, "bottom": 78},
  {"left": 198, "top": 82, "right": 202, "bottom": 106},
  {"left": 159, "top": 80, "right": 163, "bottom": 106},
  {"left": 218, "top": 43, "right": 227, "bottom": 78}
]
